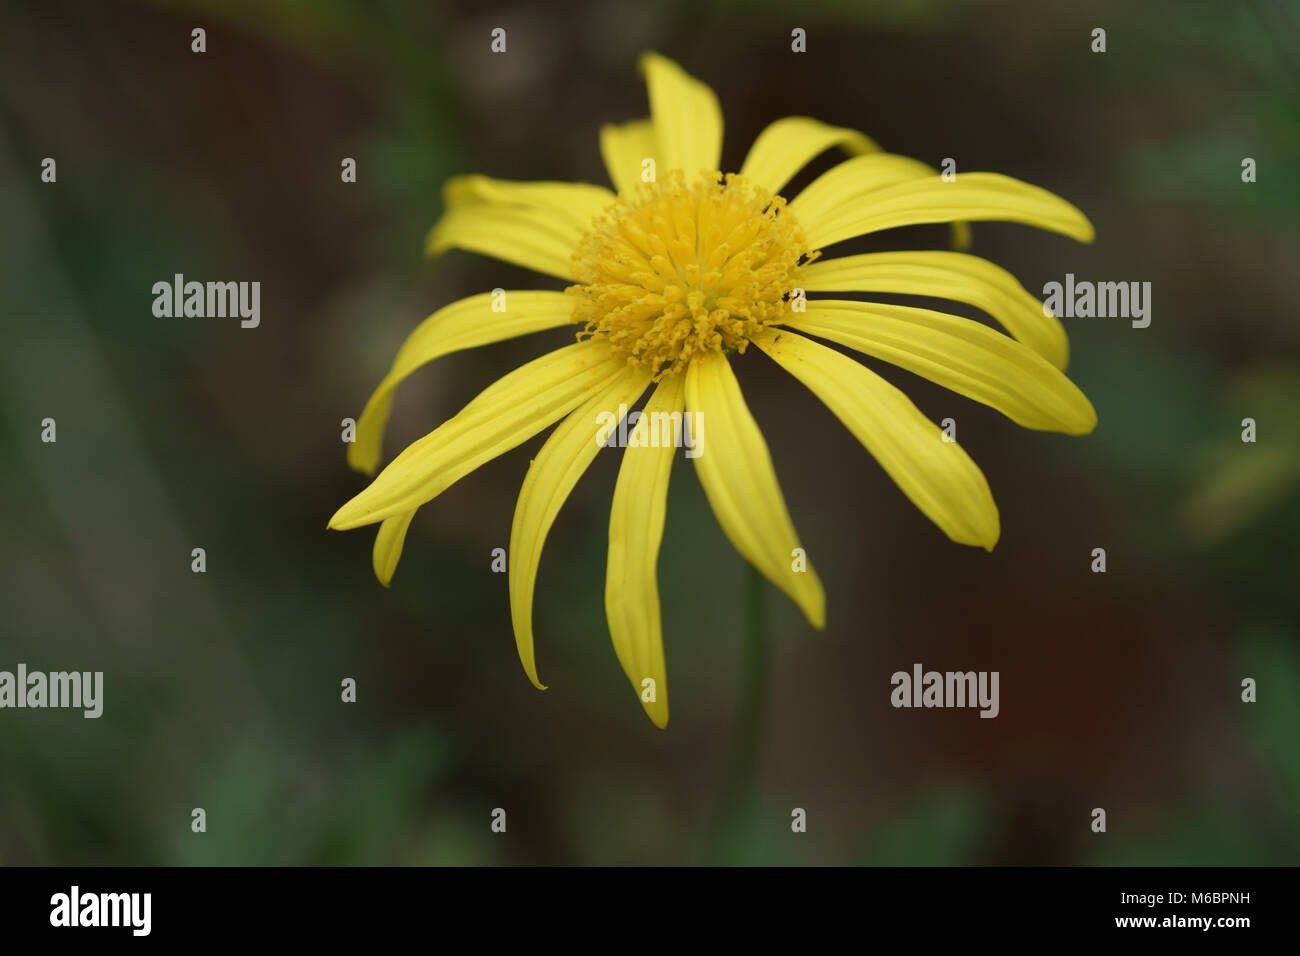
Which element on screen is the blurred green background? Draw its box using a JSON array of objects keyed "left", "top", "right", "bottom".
[{"left": 1, "top": 0, "right": 1297, "bottom": 865}]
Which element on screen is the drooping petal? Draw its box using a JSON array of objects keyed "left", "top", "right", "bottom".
[
  {"left": 509, "top": 368, "right": 655, "bottom": 690},
  {"left": 425, "top": 205, "right": 581, "bottom": 279},
  {"left": 803, "top": 250, "right": 1070, "bottom": 369},
  {"left": 349, "top": 291, "right": 579, "bottom": 476},
  {"left": 425, "top": 176, "right": 614, "bottom": 279},
  {"left": 785, "top": 301, "right": 1096, "bottom": 434},
  {"left": 600, "top": 118, "right": 658, "bottom": 194},
  {"left": 684, "top": 350, "right": 825, "bottom": 628},
  {"left": 802, "top": 171, "right": 1094, "bottom": 249},
  {"left": 752, "top": 328, "right": 999, "bottom": 550},
  {"left": 787, "top": 153, "right": 973, "bottom": 251},
  {"left": 363, "top": 304, "right": 588, "bottom": 586},
  {"left": 605, "top": 374, "right": 685, "bottom": 728},
  {"left": 441, "top": 175, "right": 614, "bottom": 238},
  {"left": 789, "top": 153, "right": 942, "bottom": 232},
  {"left": 639, "top": 52, "right": 723, "bottom": 174},
  {"left": 372, "top": 511, "right": 415, "bottom": 587},
  {"left": 330, "top": 341, "right": 625, "bottom": 530},
  {"left": 737, "top": 116, "right": 881, "bottom": 195}
]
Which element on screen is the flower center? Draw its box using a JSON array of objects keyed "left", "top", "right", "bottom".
[{"left": 568, "top": 171, "right": 817, "bottom": 380}]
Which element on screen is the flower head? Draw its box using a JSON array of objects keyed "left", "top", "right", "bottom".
[
  {"left": 331, "top": 52, "right": 1097, "bottom": 728},
  {"left": 570, "top": 170, "right": 815, "bottom": 380}
]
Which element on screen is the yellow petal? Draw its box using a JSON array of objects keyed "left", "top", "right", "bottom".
[
  {"left": 803, "top": 251, "right": 1070, "bottom": 369},
  {"left": 752, "top": 328, "right": 999, "bottom": 550},
  {"left": 605, "top": 374, "right": 685, "bottom": 729},
  {"left": 425, "top": 176, "right": 614, "bottom": 279},
  {"left": 330, "top": 341, "right": 625, "bottom": 530},
  {"left": 349, "top": 291, "right": 578, "bottom": 476},
  {"left": 684, "top": 350, "right": 825, "bottom": 628},
  {"left": 372, "top": 511, "right": 415, "bottom": 587},
  {"left": 600, "top": 118, "right": 658, "bottom": 195},
  {"left": 737, "top": 116, "right": 881, "bottom": 195},
  {"left": 441, "top": 174, "right": 615, "bottom": 226},
  {"left": 950, "top": 222, "right": 973, "bottom": 252},
  {"left": 509, "top": 368, "right": 655, "bottom": 690},
  {"left": 803, "top": 171, "right": 1095, "bottom": 249},
  {"left": 786, "top": 301, "right": 1096, "bottom": 434},
  {"left": 361, "top": 304, "right": 587, "bottom": 585},
  {"left": 786, "top": 152, "right": 971, "bottom": 251},
  {"left": 789, "top": 153, "right": 942, "bottom": 233},
  {"left": 425, "top": 205, "right": 580, "bottom": 279},
  {"left": 638, "top": 52, "right": 723, "bottom": 174}
]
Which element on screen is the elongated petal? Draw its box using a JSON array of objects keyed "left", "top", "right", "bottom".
[
  {"left": 372, "top": 511, "right": 415, "bottom": 587},
  {"left": 600, "top": 118, "right": 657, "bottom": 194},
  {"left": 425, "top": 177, "right": 613, "bottom": 279},
  {"left": 605, "top": 374, "right": 685, "bottom": 728},
  {"left": 442, "top": 175, "right": 614, "bottom": 233},
  {"left": 363, "top": 307, "right": 587, "bottom": 586},
  {"left": 510, "top": 368, "right": 655, "bottom": 690},
  {"left": 639, "top": 52, "right": 723, "bottom": 174},
  {"left": 788, "top": 153, "right": 973, "bottom": 252},
  {"left": 785, "top": 301, "right": 1096, "bottom": 434},
  {"left": 752, "top": 328, "right": 999, "bottom": 549},
  {"left": 789, "top": 153, "right": 942, "bottom": 232},
  {"left": 738, "top": 116, "right": 881, "bottom": 195},
  {"left": 803, "top": 251, "right": 1070, "bottom": 369},
  {"left": 349, "top": 291, "right": 578, "bottom": 476},
  {"left": 425, "top": 205, "right": 580, "bottom": 279},
  {"left": 330, "top": 341, "right": 625, "bottom": 530},
  {"left": 684, "top": 350, "right": 825, "bottom": 628},
  {"left": 804, "top": 171, "right": 1094, "bottom": 249}
]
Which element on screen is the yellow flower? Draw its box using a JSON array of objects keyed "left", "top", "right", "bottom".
[{"left": 330, "top": 53, "right": 1097, "bottom": 728}]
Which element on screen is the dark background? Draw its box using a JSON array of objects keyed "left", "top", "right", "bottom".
[{"left": 1, "top": 0, "right": 1297, "bottom": 865}]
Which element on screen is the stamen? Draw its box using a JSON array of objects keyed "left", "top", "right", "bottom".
[{"left": 569, "top": 171, "right": 818, "bottom": 380}]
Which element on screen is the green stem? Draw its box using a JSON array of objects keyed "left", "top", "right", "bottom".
[
  {"left": 712, "top": 562, "right": 768, "bottom": 862},
  {"left": 734, "top": 561, "right": 768, "bottom": 802}
]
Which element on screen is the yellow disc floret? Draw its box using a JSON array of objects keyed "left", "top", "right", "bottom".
[{"left": 569, "top": 171, "right": 818, "bottom": 380}]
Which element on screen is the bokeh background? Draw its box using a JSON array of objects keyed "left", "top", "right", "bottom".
[{"left": 1, "top": 0, "right": 1297, "bottom": 865}]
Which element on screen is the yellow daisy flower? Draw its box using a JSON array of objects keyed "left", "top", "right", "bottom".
[{"left": 330, "top": 52, "right": 1097, "bottom": 728}]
